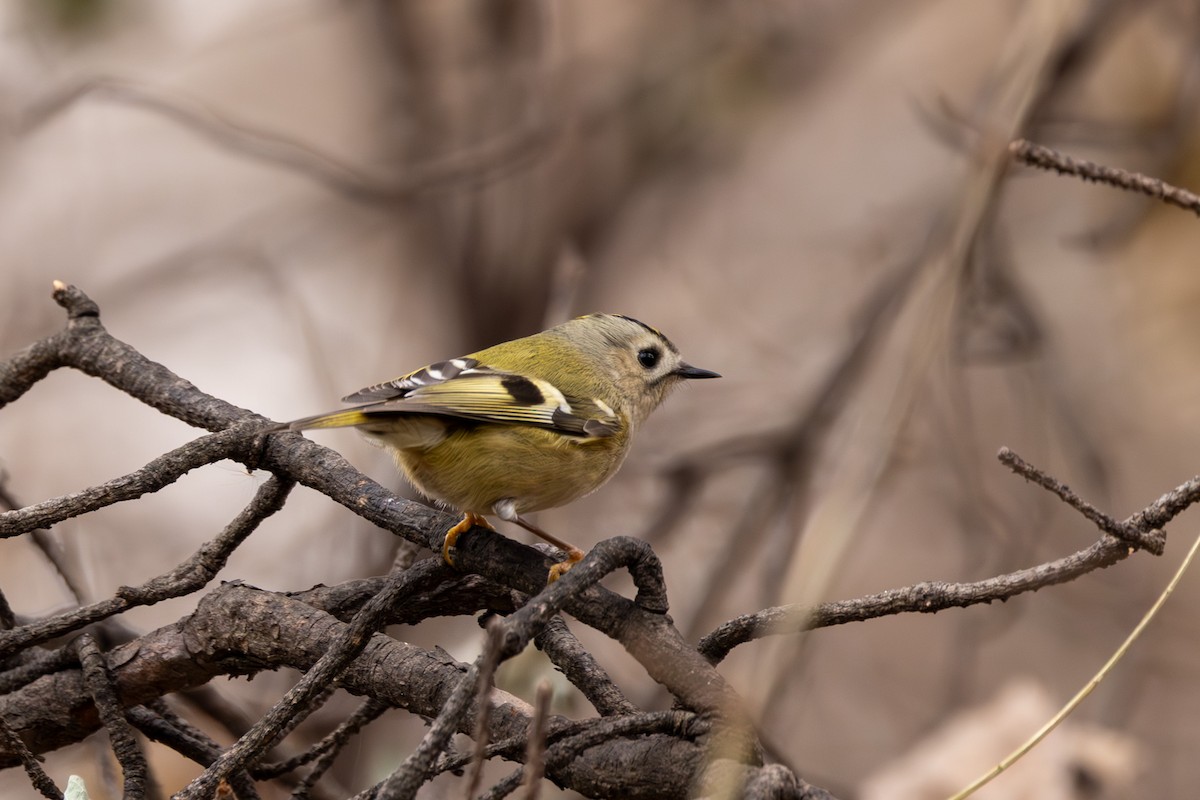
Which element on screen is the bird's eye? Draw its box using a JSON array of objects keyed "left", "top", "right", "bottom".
[{"left": 637, "top": 347, "right": 660, "bottom": 369}]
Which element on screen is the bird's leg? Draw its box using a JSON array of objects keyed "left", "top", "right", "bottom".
[
  {"left": 442, "top": 512, "right": 494, "bottom": 566},
  {"left": 512, "top": 515, "right": 586, "bottom": 582},
  {"left": 492, "top": 500, "right": 586, "bottom": 582}
]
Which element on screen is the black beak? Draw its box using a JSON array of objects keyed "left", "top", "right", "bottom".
[{"left": 676, "top": 363, "right": 721, "bottom": 379}]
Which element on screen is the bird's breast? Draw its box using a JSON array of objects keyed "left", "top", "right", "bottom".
[{"left": 392, "top": 424, "right": 629, "bottom": 515}]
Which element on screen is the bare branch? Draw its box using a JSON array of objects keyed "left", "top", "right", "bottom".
[
  {"left": 698, "top": 444, "right": 1196, "bottom": 664},
  {"left": 520, "top": 681, "right": 553, "bottom": 799},
  {"left": 0, "top": 476, "right": 293, "bottom": 659},
  {"left": 75, "top": 634, "right": 150, "bottom": 799},
  {"left": 0, "top": 711, "right": 60, "bottom": 799},
  {"left": 1010, "top": 137, "right": 1200, "bottom": 216},
  {"left": 127, "top": 701, "right": 259, "bottom": 800},
  {"left": 534, "top": 615, "right": 637, "bottom": 717},
  {"left": 464, "top": 620, "right": 505, "bottom": 799}
]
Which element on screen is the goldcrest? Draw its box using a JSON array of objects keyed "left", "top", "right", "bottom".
[{"left": 282, "top": 313, "right": 719, "bottom": 578}]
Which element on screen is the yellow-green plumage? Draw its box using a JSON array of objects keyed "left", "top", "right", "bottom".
[
  {"left": 395, "top": 423, "right": 624, "bottom": 518},
  {"left": 281, "top": 314, "right": 718, "bottom": 573}
]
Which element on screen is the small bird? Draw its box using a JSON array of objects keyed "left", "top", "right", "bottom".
[{"left": 281, "top": 313, "right": 719, "bottom": 579}]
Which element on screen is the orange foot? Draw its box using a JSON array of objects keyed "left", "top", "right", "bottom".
[
  {"left": 442, "top": 512, "right": 493, "bottom": 566},
  {"left": 547, "top": 547, "right": 586, "bottom": 583}
]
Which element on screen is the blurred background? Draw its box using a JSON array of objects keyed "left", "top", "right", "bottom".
[{"left": 1, "top": 0, "right": 1199, "bottom": 797}]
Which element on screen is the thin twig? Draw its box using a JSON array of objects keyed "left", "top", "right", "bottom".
[
  {"left": 256, "top": 698, "right": 388, "bottom": 779},
  {"left": 0, "top": 476, "right": 294, "bottom": 660},
  {"left": 1010, "top": 138, "right": 1200, "bottom": 216},
  {"left": 287, "top": 700, "right": 389, "bottom": 799},
  {"left": 519, "top": 681, "right": 553, "bottom": 799},
  {"left": 0, "top": 428, "right": 250, "bottom": 539},
  {"left": 533, "top": 615, "right": 637, "bottom": 717},
  {"left": 127, "top": 702, "right": 261, "bottom": 800},
  {"left": 76, "top": 634, "right": 150, "bottom": 799},
  {"left": 997, "top": 447, "right": 1165, "bottom": 553},
  {"left": 464, "top": 619, "right": 505, "bottom": 799},
  {"left": 699, "top": 445, "right": 1196, "bottom": 662},
  {"left": 700, "top": 537, "right": 1130, "bottom": 664},
  {"left": 0, "top": 712, "right": 61, "bottom": 799}
]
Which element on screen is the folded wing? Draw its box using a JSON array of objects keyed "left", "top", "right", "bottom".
[{"left": 290, "top": 359, "right": 621, "bottom": 439}]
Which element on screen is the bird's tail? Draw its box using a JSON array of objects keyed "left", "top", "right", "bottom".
[
  {"left": 267, "top": 409, "right": 372, "bottom": 433},
  {"left": 268, "top": 407, "right": 446, "bottom": 450}
]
